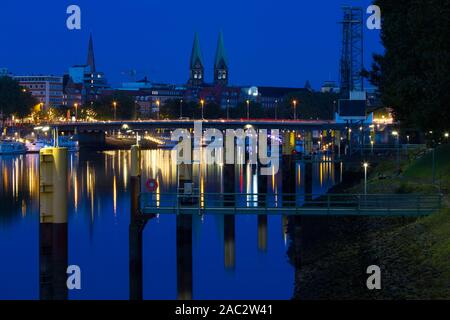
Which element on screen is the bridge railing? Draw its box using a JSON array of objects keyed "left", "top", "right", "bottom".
[{"left": 139, "top": 192, "right": 443, "bottom": 217}]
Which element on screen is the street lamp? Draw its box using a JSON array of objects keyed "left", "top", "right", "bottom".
[
  {"left": 113, "top": 101, "right": 117, "bottom": 121},
  {"left": 363, "top": 162, "right": 369, "bottom": 195},
  {"left": 292, "top": 100, "right": 297, "bottom": 120},
  {"left": 179, "top": 99, "right": 183, "bottom": 119},
  {"left": 246, "top": 100, "right": 250, "bottom": 120},
  {"left": 392, "top": 130, "right": 400, "bottom": 173},
  {"left": 444, "top": 132, "right": 449, "bottom": 143},
  {"left": 74, "top": 103, "right": 78, "bottom": 121},
  {"left": 226, "top": 99, "right": 230, "bottom": 120},
  {"left": 156, "top": 100, "right": 161, "bottom": 120},
  {"left": 275, "top": 99, "right": 278, "bottom": 120},
  {"left": 200, "top": 99, "right": 205, "bottom": 120}
]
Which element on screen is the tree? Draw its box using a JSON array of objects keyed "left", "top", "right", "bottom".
[
  {"left": 159, "top": 99, "right": 181, "bottom": 119},
  {"left": 228, "top": 101, "right": 266, "bottom": 119},
  {"left": 368, "top": 0, "right": 450, "bottom": 132},
  {"left": 92, "top": 92, "right": 137, "bottom": 120},
  {"left": 279, "top": 91, "right": 338, "bottom": 120},
  {"left": 203, "top": 102, "right": 224, "bottom": 119},
  {"left": 0, "top": 76, "right": 38, "bottom": 119}
]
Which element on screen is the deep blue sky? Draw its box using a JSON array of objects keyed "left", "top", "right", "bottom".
[{"left": 0, "top": 0, "right": 382, "bottom": 88}]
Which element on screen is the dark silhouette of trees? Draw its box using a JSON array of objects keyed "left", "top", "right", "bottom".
[
  {"left": 368, "top": 0, "right": 450, "bottom": 132},
  {"left": 0, "top": 76, "right": 38, "bottom": 119}
]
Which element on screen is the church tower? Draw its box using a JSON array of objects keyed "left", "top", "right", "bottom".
[
  {"left": 214, "top": 31, "right": 228, "bottom": 86},
  {"left": 86, "top": 32, "right": 96, "bottom": 73},
  {"left": 188, "top": 33, "right": 204, "bottom": 86}
]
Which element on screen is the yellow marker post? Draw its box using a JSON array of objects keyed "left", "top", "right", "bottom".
[
  {"left": 39, "top": 147, "right": 68, "bottom": 224},
  {"left": 39, "top": 147, "right": 68, "bottom": 300}
]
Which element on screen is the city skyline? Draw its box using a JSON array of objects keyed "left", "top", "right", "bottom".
[{"left": 0, "top": 0, "right": 382, "bottom": 88}]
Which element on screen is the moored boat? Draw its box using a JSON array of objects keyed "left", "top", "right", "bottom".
[{"left": 0, "top": 140, "right": 27, "bottom": 155}]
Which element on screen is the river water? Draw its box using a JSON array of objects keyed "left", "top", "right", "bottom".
[{"left": 0, "top": 149, "right": 340, "bottom": 300}]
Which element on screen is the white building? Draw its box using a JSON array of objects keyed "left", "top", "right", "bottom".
[{"left": 13, "top": 75, "right": 64, "bottom": 110}]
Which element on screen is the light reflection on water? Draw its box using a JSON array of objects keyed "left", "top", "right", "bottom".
[{"left": 0, "top": 150, "right": 339, "bottom": 300}]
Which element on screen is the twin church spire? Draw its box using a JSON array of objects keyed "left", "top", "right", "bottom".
[{"left": 189, "top": 32, "right": 228, "bottom": 86}]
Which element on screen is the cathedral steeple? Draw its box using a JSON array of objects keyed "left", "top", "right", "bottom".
[
  {"left": 188, "top": 33, "right": 204, "bottom": 86},
  {"left": 214, "top": 31, "right": 228, "bottom": 86},
  {"left": 86, "top": 33, "right": 96, "bottom": 73}
]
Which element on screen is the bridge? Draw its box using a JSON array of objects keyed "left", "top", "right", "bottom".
[
  {"left": 139, "top": 192, "right": 443, "bottom": 217},
  {"left": 54, "top": 119, "right": 366, "bottom": 132}
]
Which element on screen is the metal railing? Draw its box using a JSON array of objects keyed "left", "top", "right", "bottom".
[{"left": 139, "top": 192, "right": 443, "bottom": 217}]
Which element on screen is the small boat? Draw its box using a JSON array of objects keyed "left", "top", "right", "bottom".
[
  {"left": 0, "top": 140, "right": 27, "bottom": 155},
  {"left": 25, "top": 140, "right": 48, "bottom": 153}
]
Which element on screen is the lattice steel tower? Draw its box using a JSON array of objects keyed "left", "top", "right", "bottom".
[{"left": 339, "top": 6, "right": 364, "bottom": 98}]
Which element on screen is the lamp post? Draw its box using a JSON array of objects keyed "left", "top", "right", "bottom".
[
  {"left": 445, "top": 132, "right": 449, "bottom": 143},
  {"left": 363, "top": 162, "right": 369, "bottom": 195},
  {"left": 226, "top": 99, "right": 230, "bottom": 120},
  {"left": 392, "top": 130, "right": 400, "bottom": 173},
  {"left": 246, "top": 100, "right": 250, "bottom": 120},
  {"left": 156, "top": 100, "right": 160, "bottom": 120},
  {"left": 113, "top": 101, "right": 117, "bottom": 121},
  {"left": 200, "top": 99, "right": 205, "bottom": 120},
  {"left": 179, "top": 99, "right": 183, "bottom": 119},
  {"left": 275, "top": 99, "right": 278, "bottom": 120},
  {"left": 292, "top": 100, "right": 297, "bottom": 120}
]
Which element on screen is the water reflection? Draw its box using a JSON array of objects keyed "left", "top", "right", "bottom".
[{"left": 0, "top": 150, "right": 341, "bottom": 300}]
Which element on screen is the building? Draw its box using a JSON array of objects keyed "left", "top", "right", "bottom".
[
  {"left": 321, "top": 80, "right": 340, "bottom": 93},
  {"left": 62, "top": 75, "right": 83, "bottom": 108},
  {"left": 0, "top": 68, "right": 11, "bottom": 77},
  {"left": 64, "top": 33, "right": 109, "bottom": 106},
  {"left": 188, "top": 32, "right": 230, "bottom": 88},
  {"left": 109, "top": 32, "right": 311, "bottom": 118},
  {"left": 14, "top": 75, "right": 63, "bottom": 109},
  {"left": 214, "top": 32, "right": 228, "bottom": 86},
  {"left": 255, "top": 86, "right": 307, "bottom": 109},
  {"left": 188, "top": 33, "right": 205, "bottom": 87},
  {"left": 106, "top": 80, "right": 185, "bottom": 117}
]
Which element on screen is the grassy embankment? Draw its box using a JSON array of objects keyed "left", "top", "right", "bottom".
[{"left": 351, "top": 144, "right": 450, "bottom": 298}]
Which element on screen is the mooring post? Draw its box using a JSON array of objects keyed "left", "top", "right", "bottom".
[
  {"left": 257, "top": 173, "right": 268, "bottom": 252},
  {"left": 176, "top": 159, "right": 194, "bottom": 300},
  {"left": 130, "top": 145, "right": 142, "bottom": 220},
  {"left": 224, "top": 164, "right": 236, "bottom": 269},
  {"left": 176, "top": 214, "right": 193, "bottom": 300},
  {"left": 39, "top": 147, "right": 68, "bottom": 300},
  {"left": 129, "top": 144, "right": 144, "bottom": 301}
]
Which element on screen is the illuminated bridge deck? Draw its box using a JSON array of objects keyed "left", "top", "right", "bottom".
[
  {"left": 139, "top": 193, "right": 443, "bottom": 217},
  {"left": 53, "top": 119, "right": 363, "bottom": 131}
]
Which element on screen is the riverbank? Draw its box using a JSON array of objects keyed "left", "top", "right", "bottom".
[{"left": 292, "top": 144, "right": 450, "bottom": 299}]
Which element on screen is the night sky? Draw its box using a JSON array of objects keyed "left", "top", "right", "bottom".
[{"left": 0, "top": 0, "right": 382, "bottom": 88}]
